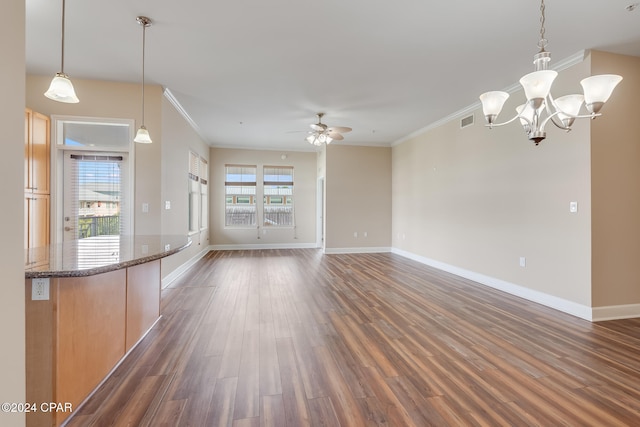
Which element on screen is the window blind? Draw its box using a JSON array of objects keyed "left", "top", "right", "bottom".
[
  {"left": 67, "top": 154, "right": 126, "bottom": 239},
  {"left": 225, "top": 165, "right": 257, "bottom": 226},
  {"left": 263, "top": 166, "right": 294, "bottom": 227}
]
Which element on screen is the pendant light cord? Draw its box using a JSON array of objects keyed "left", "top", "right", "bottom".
[
  {"left": 141, "top": 21, "right": 146, "bottom": 126},
  {"left": 60, "top": 0, "right": 66, "bottom": 73}
]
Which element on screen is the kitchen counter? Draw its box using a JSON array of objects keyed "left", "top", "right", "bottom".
[
  {"left": 25, "top": 234, "right": 192, "bottom": 427},
  {"left": 25, "top": 234, "right": 191, "bottom": 278}
]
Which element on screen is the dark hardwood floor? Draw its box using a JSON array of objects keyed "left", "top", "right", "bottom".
[{"left": 67, "top": 249, "right": 640, "bottom": 426}]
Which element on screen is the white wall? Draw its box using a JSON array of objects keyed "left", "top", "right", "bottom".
[
  {"left": 160, "top": 93, "right": 210, "bottom": 280},
  {"left": 0, "top": 2, "right": 26, "bottom": 426},
  {"left": 590, "top": 51, "right": 640, "bottom": 310},
  {"left": 325, "top": 145, "right": 392, "bottom": 251},
  {"left": 392, "top": 57, "right": 593, "bottom": 313}
]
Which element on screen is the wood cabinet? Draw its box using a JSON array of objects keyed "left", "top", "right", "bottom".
[
  {"left": 25, "top": 108, "right": 50, "bottom": 250},
  {"left": 24, "top": 194, "right": 50, "bottom": 253},
  {"left": 26, "top": 260, "right": 161, "bottom": 427}
]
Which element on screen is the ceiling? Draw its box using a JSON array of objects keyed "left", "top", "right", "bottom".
[{"left": 26, "top": 0, "right": 640, "bottom": 152}]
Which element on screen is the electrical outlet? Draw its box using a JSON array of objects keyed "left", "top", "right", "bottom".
[
  {"left": 165, "top": 200, "right": 171, "bottom": 210},
  {"left": 164, "top": 244, "right": 171, "bottom": 251},
  {"left": 32, "top": 278, "right": 50, "bottom": 301},
  {"left": 142, "top": 203, "right": 149, "bottom": 213}
]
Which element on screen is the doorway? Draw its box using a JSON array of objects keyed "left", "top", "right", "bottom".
[{"left": 52, "top": 116, "right": 134, "bottom": 243}]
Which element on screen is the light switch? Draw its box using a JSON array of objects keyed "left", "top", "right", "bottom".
[
  {"left": 165, "top": 200, "right": 171, "bottom": 210},
  {"left": 142, "top": 203, "right": 149, "bottom": 213},
  {"left": 569, "top": 201, "right": 578, "bottom": 213}
]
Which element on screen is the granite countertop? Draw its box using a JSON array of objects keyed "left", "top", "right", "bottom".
[{"left": 25, "top": 235, "right": 192, "bottom": 279}]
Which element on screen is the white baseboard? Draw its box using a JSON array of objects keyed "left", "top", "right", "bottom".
[
  {"left": 323, "top": 247, "right": 391, "bottom": 254},
  {"left": 592, "top": 304, "right": 640, "bottom": 322},
  {"left": 392, "top": 248, "right": 594, "bottom": 321},
  {"left": 161, "top": 247, "right": 210, "bottom": 289},
  {"left": 210, "top": 242, "right": 318, "bottom": 251}
]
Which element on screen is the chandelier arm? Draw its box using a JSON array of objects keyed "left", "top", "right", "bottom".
[
  {"left": 540, "top": 110, "right": 568, "bottom": 131},
  {"left": 483, "top": 113, "right": 528, "bottom": 128}
]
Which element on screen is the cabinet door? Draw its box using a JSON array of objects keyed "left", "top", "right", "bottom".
[
  {"left": 26, "top": 194, "right": 50, "bottom": 249},
  {"left": 25, "top": 109, "right": 32, "bottom": 192},
  {"left": 30, "top": 112, "right": 50, "bottom": 194}
]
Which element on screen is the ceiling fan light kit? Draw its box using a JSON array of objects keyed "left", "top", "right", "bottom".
[
  {"left": 305, "top": 113, "right": 352, "bottom": 146},
  {"left": 479, "top": 0, "right": 622, "bottom": 145}
]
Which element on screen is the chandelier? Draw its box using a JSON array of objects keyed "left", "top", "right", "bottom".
[{"left": 479, "top": 0, "right": 622, "bottom": 145}]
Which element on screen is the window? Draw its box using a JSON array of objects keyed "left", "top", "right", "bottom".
[
  {"left": 188, "top": 151, "right": 200, "bottom": 233},
  {"left": 263, "top": 166, "right": 294, "bottom": 227},
  {"left": 188, "top": 151, "right": 209, "bottom": 233},
  {"left": 200, "top": 158, "right": 208, "bottom": 231},
  {"left": 225, "top": 165, "right": 257, "bottom": 227}
]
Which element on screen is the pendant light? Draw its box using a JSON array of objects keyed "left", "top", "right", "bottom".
[
  {"left": 44, "top": 0, "right": 79, "bottom": 103},
  {"left": 134, "top": 16, "right": 153, "bottom": 144}
]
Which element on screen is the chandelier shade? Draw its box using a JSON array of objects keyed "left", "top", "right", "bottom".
[
  {"left": 580, "top": 74, "right": 623, "bottom": 114},
  {"left": 519, "top": 70, "right": 557, "bottom": 101},
  {"left": 44, "top": 0, "right": 79, "bottom": 103},
  {"left": 479, "top": 91, "right": 509, "bottom": 123},
  {"left": 554, "top": 94, "right": 584, "bottom": 127},
  {"left": 478, "top": 0, "right": 622, "bottom": 145}
]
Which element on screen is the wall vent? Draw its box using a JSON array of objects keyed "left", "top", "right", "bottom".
[{"left": 460, "top": 114, "right": 474, "bottom": 128}]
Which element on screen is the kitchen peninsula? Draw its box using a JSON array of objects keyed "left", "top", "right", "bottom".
[{"left": 24, "top": 235, "right": 191, "bottom": 427}]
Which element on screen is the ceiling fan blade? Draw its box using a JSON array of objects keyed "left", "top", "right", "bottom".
[
  {"left": 327, "top": 126, "right": 352, "bottom": 133},
  {"left": 310, "top": 123, "right": 327, "bottom": 132},
  {"left": 327, "top": 132, "right": 344, "bottom": 140}
]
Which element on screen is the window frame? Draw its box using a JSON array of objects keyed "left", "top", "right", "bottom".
[
  {"left": 224, "top": 164, "right": 257, "bottom": 228},
  {"left": 262, "top": 165, "right": 294, "bottom": 228}
]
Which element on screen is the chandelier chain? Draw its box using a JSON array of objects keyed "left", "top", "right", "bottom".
[{"left": 537, "top": 0, "right": 547, "bottom": 51}]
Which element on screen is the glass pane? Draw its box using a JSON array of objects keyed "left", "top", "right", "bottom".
[{"left": 63, "top": 122, "right": 130, "bottom": 148}]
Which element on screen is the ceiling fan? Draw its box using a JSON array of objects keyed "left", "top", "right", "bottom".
[{"left": 305, "top": 113, "right": 352, "bottom": 146}]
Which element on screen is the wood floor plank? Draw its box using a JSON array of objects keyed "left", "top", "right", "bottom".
[
  {"left": 233, "top": 329, "right": 260, "bottom": 420},
  {"left": 63, "top": 250, "right": 640, "bottom": 426},
  {"left": 276, "top": 337, "right": 312, "bottom": 427}
]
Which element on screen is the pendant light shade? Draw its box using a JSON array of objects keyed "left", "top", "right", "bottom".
[
  {"left": 45, "top": 72, "right": 79, "bottom": 103},
  {"left": 134, "top": 126, "right": 152, "bottom": 144},
  {"left": 45, "top": 0, "right": 79, "bottom": 103},
  {"left": 135, "top": 16, "right": 153, "bottom": 143}
]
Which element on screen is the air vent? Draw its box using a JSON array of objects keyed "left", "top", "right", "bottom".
[{"left": 460, "top": 114, "right": 474, "bottom": 128}]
